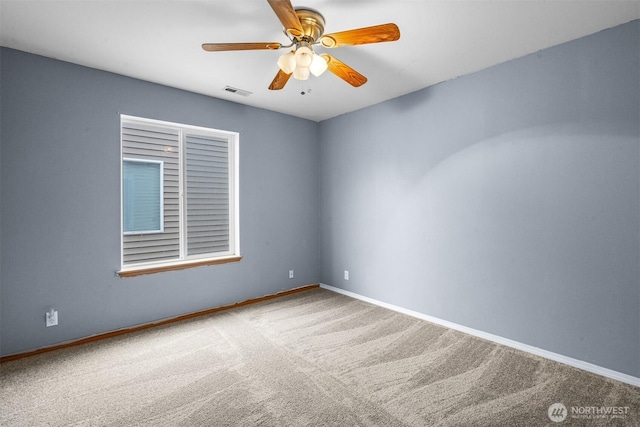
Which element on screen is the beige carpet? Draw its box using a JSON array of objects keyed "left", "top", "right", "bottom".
[{"left": 1, "top": 288, "right": 639, "bottom": 426}]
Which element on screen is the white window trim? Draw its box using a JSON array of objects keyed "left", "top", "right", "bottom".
[{"left": 119, "top": 115, "right": 241, "bottom": 276}]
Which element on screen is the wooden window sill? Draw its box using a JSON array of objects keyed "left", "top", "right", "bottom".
[{"left": 118, "top": 255, "right": 242, "bottom": 277}]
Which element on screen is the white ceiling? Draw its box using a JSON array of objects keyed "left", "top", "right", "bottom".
[{"left": 1, "top": 1, "right": 639, "bottom": 122}]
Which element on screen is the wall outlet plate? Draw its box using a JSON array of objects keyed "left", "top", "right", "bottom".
[
  {"left": 289, "top": 270, "right": 294, "bottom": 279},
  {"left": 46, "top": 310, "right": 58, "bottom": 327},
  {"left": 344, "top": 270, "right": 349, "bottom": 280}
]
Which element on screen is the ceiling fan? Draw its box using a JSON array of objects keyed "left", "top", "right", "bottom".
[{"left": 202, "top": 0, "right": 400, "bottom": 90}]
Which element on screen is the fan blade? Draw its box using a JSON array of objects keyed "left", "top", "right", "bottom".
[
  {"left": 202, "top": 42, "right": 282, "bottom": 52},
  {"left": 320, "top": 23, "right": 400, "bottom": 48},
  {"left": 321, "top": 54, "right": 367, "bottom": 87},
  {"left": 266, "top": 0, "right": 304, "bottom": 38},
  {"left": 268, "top": 69, "right": 292, "bottom": 90}
]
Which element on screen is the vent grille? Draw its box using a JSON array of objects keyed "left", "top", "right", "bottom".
[{"left": 223, "top": 86, "right": 252, "bottom": 97}]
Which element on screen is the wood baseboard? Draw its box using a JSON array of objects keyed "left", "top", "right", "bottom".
[{"left": 0, "top": 284, "right": 319, "bottom": 364}]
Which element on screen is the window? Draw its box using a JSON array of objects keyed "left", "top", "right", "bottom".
[
  {"left": 123, "top": 159, "right": 164, "bottom": 234},
  {"left": 119, "top": 115, "right": 240, "bottom": 276}
]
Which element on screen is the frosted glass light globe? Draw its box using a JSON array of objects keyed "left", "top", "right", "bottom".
[
  {"left": 294, "top": 46, "right": 313, "bottom": 68},
  {"left": 293, "top": 65, "right": 310, "bottom": 80},
  {"left": 277, "top": 51, "right": 296, "bottom": 74},
  {"left": 309, "top": 54, "right": 328, "bottom": 76}
]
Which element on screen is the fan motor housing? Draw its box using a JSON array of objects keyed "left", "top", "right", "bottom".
[{"left": 294, "top": 7, "right": 325, "bottom": 41}]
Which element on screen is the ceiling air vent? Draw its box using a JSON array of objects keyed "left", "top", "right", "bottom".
[{"left": 223, "top": 86, "right": 252, "bottom": 97}]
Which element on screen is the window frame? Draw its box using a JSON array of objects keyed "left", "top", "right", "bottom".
[{"left": 118, "top": 115, "right": 241, "bottom": 277}]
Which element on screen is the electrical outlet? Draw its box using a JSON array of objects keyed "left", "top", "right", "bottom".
[
  {"left": 344, "top": 270, "right": 349, "bottom": 280},
  {"left": 289, "top": 270, "right": 294, "bottom": 279},
  {"left": 45, "top": 309, "right": 58, "bottom": 327}
]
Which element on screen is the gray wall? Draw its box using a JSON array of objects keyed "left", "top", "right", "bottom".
[
  {"left": 0, "top": 48, "right": 319, "bottom": 356},
  {"left": 319, "top": 21, "right": 640, "bottom": 377}
]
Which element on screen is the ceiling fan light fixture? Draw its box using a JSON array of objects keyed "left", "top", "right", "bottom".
[
  {"left": 277, "top": 50, "right": 297, "bottom": 74},
  {"left": 309, "top": 53, "right": 328, "bottom": 76},
  {"left": 204, "top": 1, "right": 400, "bottom": 90}
]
